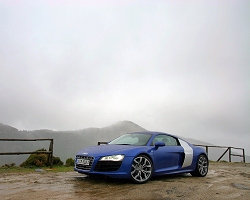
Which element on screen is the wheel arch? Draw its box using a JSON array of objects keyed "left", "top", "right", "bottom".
[
  {"left": 131, "top": 152, "right": 154, "bottom": 171},
  {"left": 135, "top": 152, "right": 153, "bottom": 164}
]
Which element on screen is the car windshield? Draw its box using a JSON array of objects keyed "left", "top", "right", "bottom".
[{"left": 109, "top": 133, "right": 152, "bottom": 146}]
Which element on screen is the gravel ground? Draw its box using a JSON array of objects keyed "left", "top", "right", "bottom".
[{"left": 0, "top": 162, "right": 250, "bottom": 200}]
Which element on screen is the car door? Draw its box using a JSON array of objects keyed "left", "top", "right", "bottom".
[{"left": 152, "top": 135, "right": 184, "bottom": 173}]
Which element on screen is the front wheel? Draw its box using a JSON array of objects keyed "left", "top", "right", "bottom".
[
  {"left": 131, "top": 155, "right": 152, "bottom": 183},
  {"left": 190, "top": 154, "right": 208, "bottom": 177}
]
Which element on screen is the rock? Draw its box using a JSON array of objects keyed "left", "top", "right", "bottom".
[{"left": 35, "top": 168, "right": 45, "bottom": 172}]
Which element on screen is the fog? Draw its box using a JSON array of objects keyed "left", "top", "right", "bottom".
[{"left": 0, "top": 1, "right": 249, "bottom": 154}]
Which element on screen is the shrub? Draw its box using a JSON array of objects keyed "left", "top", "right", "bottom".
[
  {"left": 10, "top": 163, "right": 16, "bottom": 167},
  {"left": 53, "top": 156, "right": 63, "bottom": 166},
  {"left": 65, "top": 158, "right": 75, "bottom": 167},
  {"left": 20, "top": 148, "right": 63, "bottom": 167},
  {"left": 20, "top": 152, "right": 47, "bottom": 167},
  {"left": 3, "top": 163, "right": 16, "bottom": 168}
]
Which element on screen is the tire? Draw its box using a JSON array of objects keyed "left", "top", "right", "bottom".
[
  {"left": 190, "top": 154, "right": 208, "bottom": 177},
  {"left": 131, "top": 155, "right": 153, "bottom": 183}
]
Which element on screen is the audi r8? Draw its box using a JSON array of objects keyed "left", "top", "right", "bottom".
[{"left": 74, "top": 131, "right": 208, "bottom": 183}]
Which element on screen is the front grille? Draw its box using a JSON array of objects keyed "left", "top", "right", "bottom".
[
  {"left": 94, "top": 161, "right": 122, "bottom": 172},
  {"left": 75, "top": 155, "right": 94, "bottom": 170}
]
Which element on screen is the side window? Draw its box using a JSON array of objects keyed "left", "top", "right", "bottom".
[
  {"left": 152, "top": 135, "right": 179, "bottom": 146},
  {"left": 151, "top": 135, "right": 162, "bottom": 146}
]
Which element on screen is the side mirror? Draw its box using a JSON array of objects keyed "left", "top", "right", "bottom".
[{"left": 155, "top": 141, "right": 165, "bottom": 148}]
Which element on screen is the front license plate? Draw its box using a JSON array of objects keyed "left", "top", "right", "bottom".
[{"left": 77, "top": 159, "right": 90, "bottom": 165}]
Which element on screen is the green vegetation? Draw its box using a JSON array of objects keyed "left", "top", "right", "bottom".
[
  {"left": 20, "top": 148, "right": 64, "bottom": 167},
  {"left": 2, "top": 163, "right": 16, "bottom": 167},
  {"left": 1, "top": 152, "right": 75, "bottom": 173},
  {"left": 52, "top": 156, "right": 64, "bottom": 166},
  {"left": 65, "top": 158, "right": 75, "bottom": 166}
]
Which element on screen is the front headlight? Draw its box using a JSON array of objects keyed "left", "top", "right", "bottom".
[{"left": 100, "top": 155, "right": 124, "bottom": 161}]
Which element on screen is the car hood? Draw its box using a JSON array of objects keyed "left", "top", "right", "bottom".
[{"left": 76, "top": 144, "right": 149, "bottom": 157}]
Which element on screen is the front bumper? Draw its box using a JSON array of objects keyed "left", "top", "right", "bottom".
[{"left": 74, "top": 156, "right": 134, "bottom": 179}]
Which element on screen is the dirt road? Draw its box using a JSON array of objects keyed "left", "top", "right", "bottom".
[{"left": 0, "top": 162, "right": 250, "bottom": 200}]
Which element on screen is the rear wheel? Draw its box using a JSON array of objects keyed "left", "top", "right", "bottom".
[
  {"left": 131, "top": 155, "right": 152, "bottom": 183},
  {"left": 190, "top": 154, "right": 208, "bottom": 177}
]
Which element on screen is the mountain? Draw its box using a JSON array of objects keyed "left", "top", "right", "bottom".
[
  {"left": 0, "top": 121, "right": 248, "bottom": 165},
  {"left": 0, "top": 121, "right": 146, "bottom": 165},
  {"left": 0, "top": 123, "right": 18, "bottom": 133}
]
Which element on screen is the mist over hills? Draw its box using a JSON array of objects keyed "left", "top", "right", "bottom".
[
  {"left": 0, "top": 123, "right": 18, "bottom": 133},
  {"left": 0, "top": 121, "right": 248, "bottom": 165},
  {"left": 0, "top": 121, "right": 146, "bottom": 165}
]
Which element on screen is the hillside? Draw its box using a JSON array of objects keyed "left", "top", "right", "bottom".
[
  {"left": 0, "top": 123, "right": 18, "bottom": 133},
  {"left": 0, "top": 121, "right": 146, "bottom": 165},
  {"left": 0, "top": 121, "right": 248, "bottom": 165}
]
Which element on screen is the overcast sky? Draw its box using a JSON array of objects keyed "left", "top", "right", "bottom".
[{"left": 0, "top": 0, "right": 249, "bottom": 154}]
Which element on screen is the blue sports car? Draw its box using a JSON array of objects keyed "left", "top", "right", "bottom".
[{"left": 74, "top": 131, "right": 208, "bottom": 183}]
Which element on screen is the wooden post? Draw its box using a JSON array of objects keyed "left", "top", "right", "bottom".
[
  {"left": 49, "top": 139, "right": 53, "bottom": 168},
  {"left": 243, "top": 148, "right": 245, "bottom": 163},
  {"left": 229, "top": 147, "right": 231, "bottom": 162}
]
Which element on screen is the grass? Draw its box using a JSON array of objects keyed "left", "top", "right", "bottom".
[{"left": 0, "top": 165, "right": 74, "bottom": 173}]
